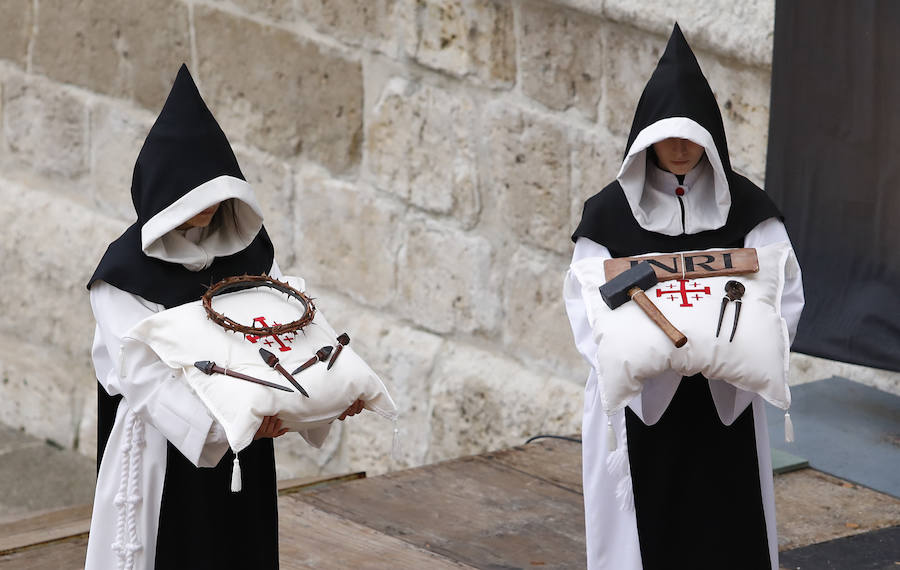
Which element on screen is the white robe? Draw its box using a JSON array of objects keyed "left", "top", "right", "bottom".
[
  {"left": 566, "top": 216, "right": 804, "bottom": 569},
  {"left": 85, "top": 181, "right": 329, "bottom": 570},
  {"left": 85, "top": 263, "right": 332, "bottom": 570},
  {"left": 565, "top": 117, "right": 804, "bottom": 570}
]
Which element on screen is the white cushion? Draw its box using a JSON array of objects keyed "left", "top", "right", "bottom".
[
  {"left": 121, "top": 276, "right": 397, "bottom": 454},
  {"left": 569, "top": 242, "right": 798, "bottom": 414}
]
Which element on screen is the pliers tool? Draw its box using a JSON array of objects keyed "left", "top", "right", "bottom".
[{"left": 716, "top": 280, "right": 745, "bottom": 342}]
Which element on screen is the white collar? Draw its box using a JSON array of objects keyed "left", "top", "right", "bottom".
[
  {"left": 645, "top": 155, "right": 706, "bottom": 193},
  {"left": 617, "top": 117, "right": 731, "bottom": 235},
  {"left": 141, "top": 175, "right": 264, "bottom": 271}
]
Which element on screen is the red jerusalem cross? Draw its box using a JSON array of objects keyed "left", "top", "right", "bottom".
[
  {"left": 656, "top": 279, "right": 711, "bottom": 307},
  {"left": 244, "top": 317, "right": 294, "bottom": 352}
]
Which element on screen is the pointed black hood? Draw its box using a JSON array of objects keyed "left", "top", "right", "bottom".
[
  {"left": 571, "top": 24, "right": 781, "bottom": 254},
  {"left": 87, "top": 65, "right": 273, "bottom": 308},
  {"left": 624, "top": 23, "right": 731, "bottom": 173},
  {"left": 609, "top": 23, "right": 737, "bottom": 236},
  {"left": 132, "top": 64, "right": 245, "bottom": 225}
]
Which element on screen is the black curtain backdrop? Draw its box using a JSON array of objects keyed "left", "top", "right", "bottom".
[{"left": 766, "top": 0, "right": 900, "bottom": 372}]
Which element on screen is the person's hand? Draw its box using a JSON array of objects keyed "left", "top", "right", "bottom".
[
  {"left": 254, "top": 415, "right": 289, "bottom": 440},
  {"left": 338, "top": 399, "right": 364, "bottom": 421}
]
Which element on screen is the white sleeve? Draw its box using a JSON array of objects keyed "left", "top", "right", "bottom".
[
  {"left": 564, "top": 238, "right": 611, "bottom": 369},
  {"left": 269, "top": 259, "right": 283, "bottom": 279},
  {"left": 743, "top": 217, "right": 805, "bottom": 344},
  {"left": 91, "top": 281, "right": 229, "bottom": 467}
]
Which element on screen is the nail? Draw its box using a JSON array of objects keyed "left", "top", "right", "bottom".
[
  {"left": 259, "top": 348, "right": 309, "bottom": 397},
  {"left": 327, "top": 333, "right": 350, "bottom": 370},
  {"left": 291, "top": 345, "right": 333, "bottom": 375},
  {"left": 193, "top": 360, "right": 293, "bottom": 392}
]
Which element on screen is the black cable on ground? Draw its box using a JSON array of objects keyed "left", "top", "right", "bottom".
[{"left": 524, "top": 434, "right": 582, "bottom": 445}]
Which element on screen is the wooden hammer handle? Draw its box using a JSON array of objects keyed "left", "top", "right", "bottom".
[{"left": 628, "top": 287, "right": 688, "bottom": 348}]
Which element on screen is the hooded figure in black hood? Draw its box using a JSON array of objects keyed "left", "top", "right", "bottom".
[
  {"left": 85, "top": 65, "right": 333, "bottom": 570},
  {"left": 564, "top": 25, "right": 804, "bottom": 569}
]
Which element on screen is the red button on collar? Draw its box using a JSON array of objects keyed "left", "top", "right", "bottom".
[{"left": 675, "top": 187, "right": 685, "bottom": 196}]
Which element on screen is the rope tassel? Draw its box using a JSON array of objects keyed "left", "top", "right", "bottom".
[
  {"left": 784, "top": 411, "right": 795, "bottom": 443},
  {"left": 231, "top": 455, "right": 242, "bottom": 493},
  {"left": 605, "top": 415, "right": 634, "bottom": 513},
  {"left": 606, "top": 419, "right": 617, "bottom": 452}
]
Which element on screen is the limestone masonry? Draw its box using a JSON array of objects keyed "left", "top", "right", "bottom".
[{"left": 1, "top": 0, "right": 896, "bottom": 480}]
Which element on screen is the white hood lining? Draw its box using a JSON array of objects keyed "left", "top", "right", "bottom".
[
  {"left": 141, "top": 175, "right": 264, "bottom": 270},
  {"left": 616, "top": 117, "right": 731, "bottom": 235}
]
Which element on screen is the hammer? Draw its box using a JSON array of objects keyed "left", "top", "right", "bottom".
[{"left": 599, "top": 261, "right": 688, "bottom": 348}]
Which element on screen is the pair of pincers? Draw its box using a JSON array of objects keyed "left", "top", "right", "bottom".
[{"left": 715, "top": 280, "right": 744, "bottom": 342}]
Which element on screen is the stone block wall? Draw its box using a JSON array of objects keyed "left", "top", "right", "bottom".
[{"left": 3, "top": 0, "right": 892, "bottom": 480}]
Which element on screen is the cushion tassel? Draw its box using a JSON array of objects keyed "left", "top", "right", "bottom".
[
  {"left": 391, "top": 418, "right": 403, "bottom": 462},
  {"left": 231, "top": 455, "right": 242, "bottom": 493},
  {"left": 785, "top": 411, "right": 795, "bottom": 443},
  {"left": 391, "top": 418, "right": 403, "bottom": 461},
  {"left": 606, "top": 419, "right": 617, "bottom": 452}
]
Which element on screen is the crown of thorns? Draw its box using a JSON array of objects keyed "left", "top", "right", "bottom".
[{"left": 202, "top": 274, "right": 316, "bottom": 336}]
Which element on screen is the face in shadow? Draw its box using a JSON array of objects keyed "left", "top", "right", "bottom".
[{"left": 652, "top": 138, "right": 705, "bottom": 175}]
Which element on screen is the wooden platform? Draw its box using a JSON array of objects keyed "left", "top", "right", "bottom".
[
  {"left": 2, "top": 437, "right": 898, "bottom": 569},
  {"left": 300, "top": 452, "right": 585, "bottom": 568},
  {"left": 0, "top": 439, "right": 585, "bottom": 569}
]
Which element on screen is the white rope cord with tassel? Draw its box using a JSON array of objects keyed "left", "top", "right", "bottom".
[
  {"left": 123, "top": 414, "right": 145, "bottom": 569},
  {"left": 118, "top": 346, "right": 128, "bottom": 379},
  {"left": 606, "top": 419, "right": 617, "bottom": 451},
  {"left": 111, "top": 409, "right": 145, "bottom": 570},
  {"left": 605, "top": 410, "right": 634, "bottom": 512},
  {"left": 111, "top": 412, "right": 133, "bottom": 570}
]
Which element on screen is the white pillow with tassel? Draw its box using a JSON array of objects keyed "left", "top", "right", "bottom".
[
  {"left": 569, "top": 241, "right": 798, "bottom": 439},
  {"left": 121, "top": 276, "right": 397, "bottom": 490}
]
